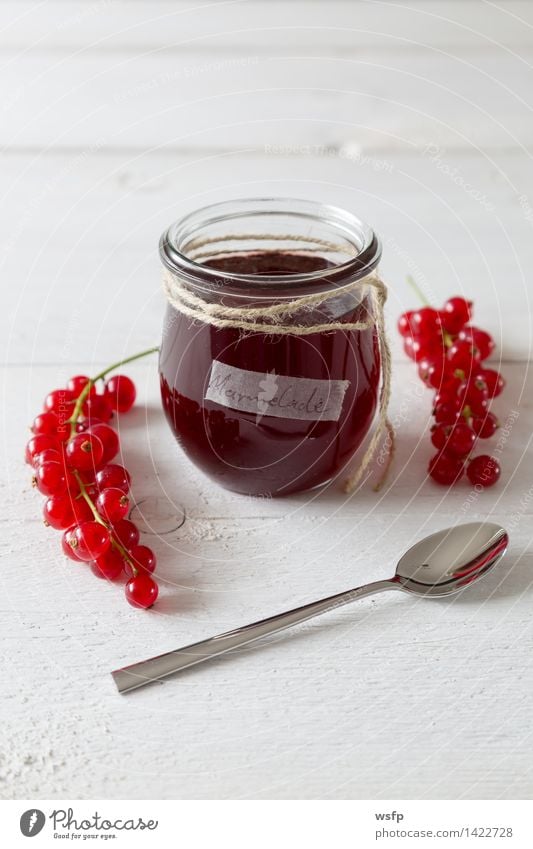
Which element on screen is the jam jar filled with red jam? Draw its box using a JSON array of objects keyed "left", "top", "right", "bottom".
[{"left": 159, "top": 199, "right": 382, "bottom": 497}]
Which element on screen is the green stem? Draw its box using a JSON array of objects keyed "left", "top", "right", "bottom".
[
  {"left": 73, "top": 471, "right": 138, "bottom": 575},
  {"left": 406, "top": 274, "right": 430, "bottom": 307},
  {"left": 68, "top": 346, "right": 159, "bottom": 436}
]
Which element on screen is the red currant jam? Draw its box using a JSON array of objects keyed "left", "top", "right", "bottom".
[{"left": 159, "top": 250, "right": 380, "bottom": 496}]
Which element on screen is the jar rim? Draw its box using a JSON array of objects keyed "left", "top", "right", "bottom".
[{"left": 159, "top": 198, "right": 381, "bottom": 296}]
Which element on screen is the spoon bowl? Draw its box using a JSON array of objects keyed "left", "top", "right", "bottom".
[{"left": 113, "top": 521, "right": 509, "bottom": 693}]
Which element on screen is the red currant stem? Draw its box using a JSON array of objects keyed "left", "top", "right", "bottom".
[
  {"left": 72, "top": 471, "right": 138, "bottom": 575},
  {"left": 405, "top": 275, "right": 430, "bottom": 307},
  {"left": 68, "top": 346, "right": 159, "bottom": 436},
  {"left": 405, "top": 275, "right": 454, "bottom": 347}
]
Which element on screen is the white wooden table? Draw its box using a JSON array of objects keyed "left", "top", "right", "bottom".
[{"left": 1, "top": 0, "right": 533, "bottom": 800}]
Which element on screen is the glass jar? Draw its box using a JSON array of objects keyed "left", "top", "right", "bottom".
[{"left": 159, "top": 198, "right": 382, "bottom": 497}]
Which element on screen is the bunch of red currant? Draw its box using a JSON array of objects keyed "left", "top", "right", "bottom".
[
  {"left": 398, "top": 294, "right": 505, "bottom": 487},
  {"left": 25, "top": 349, "right": 160, "bottom": 608}
]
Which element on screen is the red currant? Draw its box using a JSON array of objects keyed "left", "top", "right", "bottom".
[
  {"left": 96, "top": 487, "right": 130, "bottom": 523},
  {"left": 32, "top": 447, "right": 62, "bottom": 468},
  {"left": 88, "top": 423, "right": 119, "bottom": 464},
  {"left": 104, "top": 374, "right": 136, "bottom": 413},
  {"left": 443, "top": 421, "right": 476, "bottom": 458},
  {"left": 83, "top": 483, "right": 98, "bottom": 501},
  {"left": 418, "top": 358, "right": 446, "bottom": 389},
  {"left": 33, "top": 461, "right": 69, "bottom": 496},
  {"left": 35, "top": 451, "right": 78, "bottom": 493},
  {"left": 92, "top": 548, "right": 125, "bottom": 581},
  {"left": 43, "top": 493, "right": 75, "bottom": 530},
  {"left": 124, "top": 544, "right": 156, "bottom": 578},
  {"left": 44, "top": 388, "right": 75, "bottom": 413},
  {"left": 481, "top": 368, "right": 505, "bottom": 398},
  {"left": 428, "top": 453, "right": 464, "bottom": 485},
  {"left": 25, "top": 434, "right": 58, "bottom": 464},
  {"left": 125, "top": 574, "right": 159, "bottom": 609},
  {"left": 458, "top": 326, "right": 494, "bottom": 361},
  {"left": 63, "top": 521, "right": 111, "bottom": 561},
  {"left": 457, "top": 377, "right": 489, "bottom": 415},
  {"left": 82, "top": 394, "right": 113, "bottom": 423},
  {"left": 434, "top": 400, "right": 460, "bottom": 425},
  {"left": 403, "top": 337, "right": 418, "bottom": 360},
  {"left": 467, "top": 455, "right": 501, "bottom": 488},
  {"left": 62, "top": 527, "right": 84, "bottom": 561},
  {"left": 72, "top": 497, "right": 94, "bottom": 523},
  {"left": 431, "top": 423, "right": 448, "bottom": 450},
  {"left": 433, "top": 379, "right": 461, "bottom": 407},
  {"left": 441, "top": 297, "right": 473, "bottom": 334},
  {"left": 56, "top": 422, "right": 70, "bottom": 443},
  {"left": 398, "top": 291, "right": 505, "bottom": 489},
  {"left": 67, "top": 375, "right": 96, "bottom": 397},
  {"left": 409, "top": 307, "right": 442, "bottom": 338},
  {"left": 32, "top": 411, "right": 60, "bottom": 437},
  {"left": 404, "top": 336, "right": 444, "bottom": 362},
  {"left": 472, "top": 412, "right": 499, "bottom": 439},
  {"left": 112, "top": 519, "right": 140, "bottom": 549},
  {"left": 65, "top": 433, "right": 104, "bottom": 472},
  {"left": 96, "top": 464, "right": 131, "bottom": 493},
  {"left": 447, "top": 340, "right": 481, "bottom": 373},
  {"left": 397, "top": 310, "right": 415, "bottom": 337}
]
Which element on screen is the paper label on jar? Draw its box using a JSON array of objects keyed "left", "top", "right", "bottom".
[{"left": 205, "top": 360, "right": 350, "bottom": 422}]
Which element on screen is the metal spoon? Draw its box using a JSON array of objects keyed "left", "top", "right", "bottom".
[{"left": 112, "top": 521, "right": 508, "bottom": 694}]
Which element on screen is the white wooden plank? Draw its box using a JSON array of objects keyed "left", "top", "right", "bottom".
[
  {"left": 2, "top": 48, "right": 533, "bottom": 151},
  {"left": 2, "top": 361, "right": 532, "bottom": 799},
  {"left": 1, "top": 1, "right": 533, "bottom": 51},
  {"left": 3, "top": 0, "right": 532, "bottom": 807},
  {"left": 1, "top": 149, "right": 532, "bottom": 364}
]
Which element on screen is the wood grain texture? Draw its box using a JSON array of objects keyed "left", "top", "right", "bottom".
[
  {"left": 2, "top": 2, "right": 533, "bottom": 152},
  {"left": 1, "top": 149, "right": 532, "bottom": 364},
  {"left": 2, "top": 362, "right": 532, "bottom": 799},
  {"left": 3, "top": 48, "right": 533, "bottom": 151}
]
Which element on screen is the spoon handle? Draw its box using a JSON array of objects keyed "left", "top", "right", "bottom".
[{"left": 112, "top": 578, "right": 398, "bottom": 694}]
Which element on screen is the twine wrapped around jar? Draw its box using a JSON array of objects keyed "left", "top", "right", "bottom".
[{"left": 162, "top": 236, "right": 394, "bottom": 494}]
